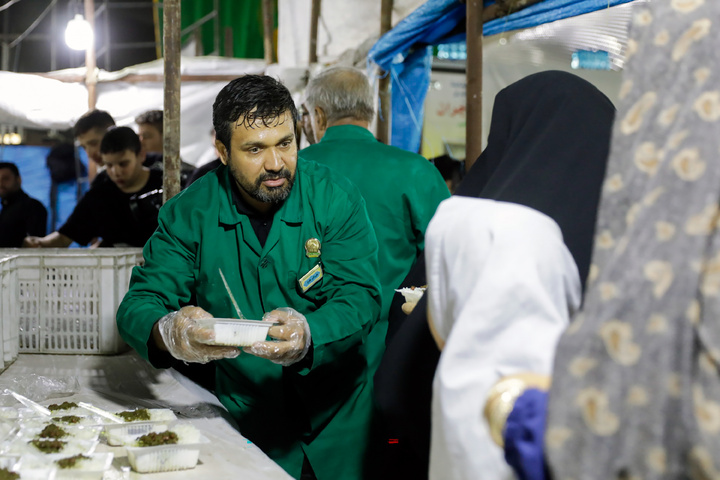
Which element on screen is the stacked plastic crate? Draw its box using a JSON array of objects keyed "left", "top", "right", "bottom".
[{"left": 0, "top": 249, "right": 143, "bottom": 365}]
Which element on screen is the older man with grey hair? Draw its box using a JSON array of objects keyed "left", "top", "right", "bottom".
[{"left": 300, "top": 66, "right": 449, "bottom": 373}]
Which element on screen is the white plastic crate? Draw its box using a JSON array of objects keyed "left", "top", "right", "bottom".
[{"left": 0, "top": 249, "right": 143, "bottom": 355}]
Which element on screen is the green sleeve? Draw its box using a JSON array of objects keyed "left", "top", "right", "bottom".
[
  {"left": 408, "top": 162, "right": 450, "bottom": 253},
  {"left": 116, "top": 199, "right": 197, "bottom": 361},
  {"left": 298, "top": 195, "right": 382, "bottom": 375}
]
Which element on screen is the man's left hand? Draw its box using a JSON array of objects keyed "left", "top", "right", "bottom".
[{"left": 244, "top": 307, "right": 311, "bottom": 366}]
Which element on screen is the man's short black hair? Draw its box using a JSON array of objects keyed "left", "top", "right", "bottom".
[
  {"left": 100, "top": 126, "right": 142, "bottom": 156},
  {"left": 212, "top": 75, "right": 298, "bottom": 150},
  {"left": 74, "top": 110, "right": 115, "bottom": 138},
  {"left": 135, "top": 110, "right": 163, "bottom": 131},
  {"left": 0, "top": 162, "right": 19, "bottom": 177}
]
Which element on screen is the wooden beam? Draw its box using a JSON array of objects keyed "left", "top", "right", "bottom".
[
  {"left": 224, "top": 26, "right": 234, "bottom": 57},
  {"left": 308, "top": 0, "right": 321, "bottom": 64},
  {"left": 163, "top": 0, "right": 181, "bottom": 202},
  {"left": 376, "top": 0, "right": 393, "bottom": 145},
  {"left": 464, "top": 0, "right": 483, "bottom": 171},
  {"left": 262, "top": 0, "right": 274, "bottom": 64},
  {"left": 84, "top": 0, "right": 98, "bottom": 181}
]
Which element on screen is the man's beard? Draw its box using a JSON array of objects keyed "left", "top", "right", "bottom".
[{"left": 230, "top": 163, "right": 295, "bottom": 205}]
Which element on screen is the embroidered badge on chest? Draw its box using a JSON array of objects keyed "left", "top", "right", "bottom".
[
  {"left": 299, "top": 263, "right": 323, "bottom": 292},
  {"left": 305, "top": 238, "right": 321, "bottom": 258}
]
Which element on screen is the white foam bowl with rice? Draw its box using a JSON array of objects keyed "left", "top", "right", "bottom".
[
  {"left": 195, "top": 318, "right": 275, "bottom": 347},
  {"left": 124, "top": 423, "right": 208, "bottom": 473}
]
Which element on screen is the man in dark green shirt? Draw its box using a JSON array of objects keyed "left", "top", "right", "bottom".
[
  {"left": 117, "top": 75, "right": 382, "bottom": 480},
  {"left": 300, "top": 66, "right": 450, "bottom": 372}
]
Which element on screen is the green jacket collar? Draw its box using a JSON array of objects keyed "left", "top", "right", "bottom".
[
  {"left": 319, "top": 124, "right": 377, "bottom": 143},
  {"left": 217, "top": 163, "right": 304, "bottom": 226}
]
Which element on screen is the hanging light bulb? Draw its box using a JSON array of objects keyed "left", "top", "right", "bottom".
[
  {"left": 65, "top": 14, "right": 93, "bottom": 51},
  {"left": 9, "top": 132, "right": 21, "bottom": 145}
]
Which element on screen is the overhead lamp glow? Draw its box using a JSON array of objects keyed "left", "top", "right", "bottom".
[{"left": 65, "top": 14, "right": 93, "bottom": 51}]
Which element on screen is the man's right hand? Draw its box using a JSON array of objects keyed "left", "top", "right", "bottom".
[{"left": 154, "top": 306, "right": 240, "bottom": 364}]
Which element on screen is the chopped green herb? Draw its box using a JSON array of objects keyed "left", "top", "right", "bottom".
[
  {"left": 38, "top": 424, "right": 68, "bottom": 439},
  {"left": 31, "top": 439, "right": 67, "bottom": 453},
  {"left": 117, "top": 409, "right": 151, "bottom": 422},
  {"left": 0, "top": 467, "right": 19, "bottom": 480},
  {"left": 56, "top": 454, "right": 90, "bottom": 469},
  {"left": 48, "top": 402, "right": 78, "bottom": 412},
  {"left": 137, "top": 430, "right": 178, "bottom": 446}
]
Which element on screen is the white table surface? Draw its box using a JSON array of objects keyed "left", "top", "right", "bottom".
[{"left": 0, "top": 351, "right": 292, "bottom": 480}]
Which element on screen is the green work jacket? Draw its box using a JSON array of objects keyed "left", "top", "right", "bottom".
[
  {"left": 116, "top": 159, "right": 382, "bottom": 480},
  {"left": 301, "top": 125, "right": 450, "bottom": 370}
]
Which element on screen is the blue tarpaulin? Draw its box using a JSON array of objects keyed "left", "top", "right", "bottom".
[{"left": 368, "top": 0, "right": 636, "bottom": 153}]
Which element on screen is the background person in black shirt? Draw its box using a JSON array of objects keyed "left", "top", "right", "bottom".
[
  {"left": 135, "top": 109, "right": 196, "bottom": 187},
  {"left": 23, "top": 127, "right": 162, "bottom": 248},
  {"left": 75, "top": 109, "right": 116, "bottom": 168},
  {"left": 0, "top": 162, "right": 47, "bottom": 247}
]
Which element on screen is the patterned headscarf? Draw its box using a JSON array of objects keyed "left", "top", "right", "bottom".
[{"left": 546, "top": 1, "right": 720, "bottom": 478}]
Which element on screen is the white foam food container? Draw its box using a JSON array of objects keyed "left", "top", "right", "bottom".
[
  {"left": 17, "top": 424, "right": 102, "bottom": 442},
  {"left": 4, "top": 466, "right": 56, "bottom": 480},
  {"left": 2, "top": 437, "right": 98, "bottom": 459},
  {"left": 21, "top": 452, "right": 113, "bottom": 480},
  {"left": 195, "top": 318, "right": 275, "bottom": 347},
  {"left": 0, "top": 454, "right": 56, "bottom": 480},
  {"left": 20, "top": 416, "right": 103, "bottom": 430},
  {"left": 103, "top": 421, "right": 169, "bottom": 447},
  {"left": 109, "top": 408, "right": 176, "bottom": 425},
  {"left": 125, "top": 423, "right": 207, "bottom": 473},
  {"left": 0, "top": 407, "right": 41, "bottom": 422}
]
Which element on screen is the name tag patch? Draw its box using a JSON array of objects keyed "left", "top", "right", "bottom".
[{"left": 299, "top": 264, "right": 323, "bottom": 292}]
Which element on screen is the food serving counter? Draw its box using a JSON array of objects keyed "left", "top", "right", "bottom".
[{"left": 0, "top": 351, "right": 293, "bottom": 480}]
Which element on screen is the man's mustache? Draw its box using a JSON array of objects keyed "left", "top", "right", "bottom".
[{"left": 257, "top": 169, "right": 292, "bottom": 183}]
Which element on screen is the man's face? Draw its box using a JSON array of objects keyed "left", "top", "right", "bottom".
[
  {"left": 300, "top": 104, "right": 317, "bottom": 145},
  {"left": 217, "top": 110, "right": 298, "bottom": 208},
  {"left": 138, "top": 124, "right": 163, "bottom": 153},
  {"left": 76, "top": 127, "right": 107, "bottom": 166},
  {"left": 0, "top": 169, "right": 20, "bottom": 198},
  {"left": 102, "top": 149, "right": 146, "bottom": 193}
]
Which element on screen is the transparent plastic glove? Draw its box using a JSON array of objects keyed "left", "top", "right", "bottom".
[
  {"left": 244, "top": 307, "right": 311, "bottom": 366},
  {"left": 157, "top": 306, "right": 240, "bottom": 364}
]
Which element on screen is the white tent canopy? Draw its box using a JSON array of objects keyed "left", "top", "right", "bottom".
[{"left": 0, "top": 57, "right": 270, "bottom": 166}]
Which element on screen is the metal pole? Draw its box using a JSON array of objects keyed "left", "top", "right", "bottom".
[
  {"left": 50, "top": 1, "right": 57, "bottom": 71},
  {"left": 464, "top": 0, "right": 483, "bottom": 171},
  {"left": 1, "top": 43, "right": 8, "bottom": 71},
  {"left": 376, "top": 0, "right": 393, "bottom": 145},
  {"left": 308, "top": 0, "right": 320, "bottom": 64},
  {"left": 262, "top": 0, "right": 274, "bottom": 64},
  {"left": 163, "top": 0, "right": 182, "bottom": 202},
  {"left": 85, "top": 0, "right": 98, "bottom": 181}
]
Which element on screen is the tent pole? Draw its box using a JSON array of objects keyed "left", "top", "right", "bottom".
[
  {"left": 377, "top": 0, "right": 393, "bottom": 145},
  {"left": 309, "top": 0, "right": 321, "bottom": 64},
  {"left": 84, "top": 0, "right": 98, "bottom": 180},
  {"left": 465, "top": 0, "right": 483, "bottom": 171},
  {"left": 163, "top": 0, "right": 182, "bottom": 202},
  {"left": 263, "top": 0, "right": 274, "bottom": 64},
  {"left": 84, "top": 0, "right": 97, "bottom": 110}
]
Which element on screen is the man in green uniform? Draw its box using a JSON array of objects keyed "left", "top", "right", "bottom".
[
  {"left": 116, "top": 75, "right": 382, "bottom": 480},
  {"left": 300, "top": 66, "right": 450, "bottom": 371}
]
